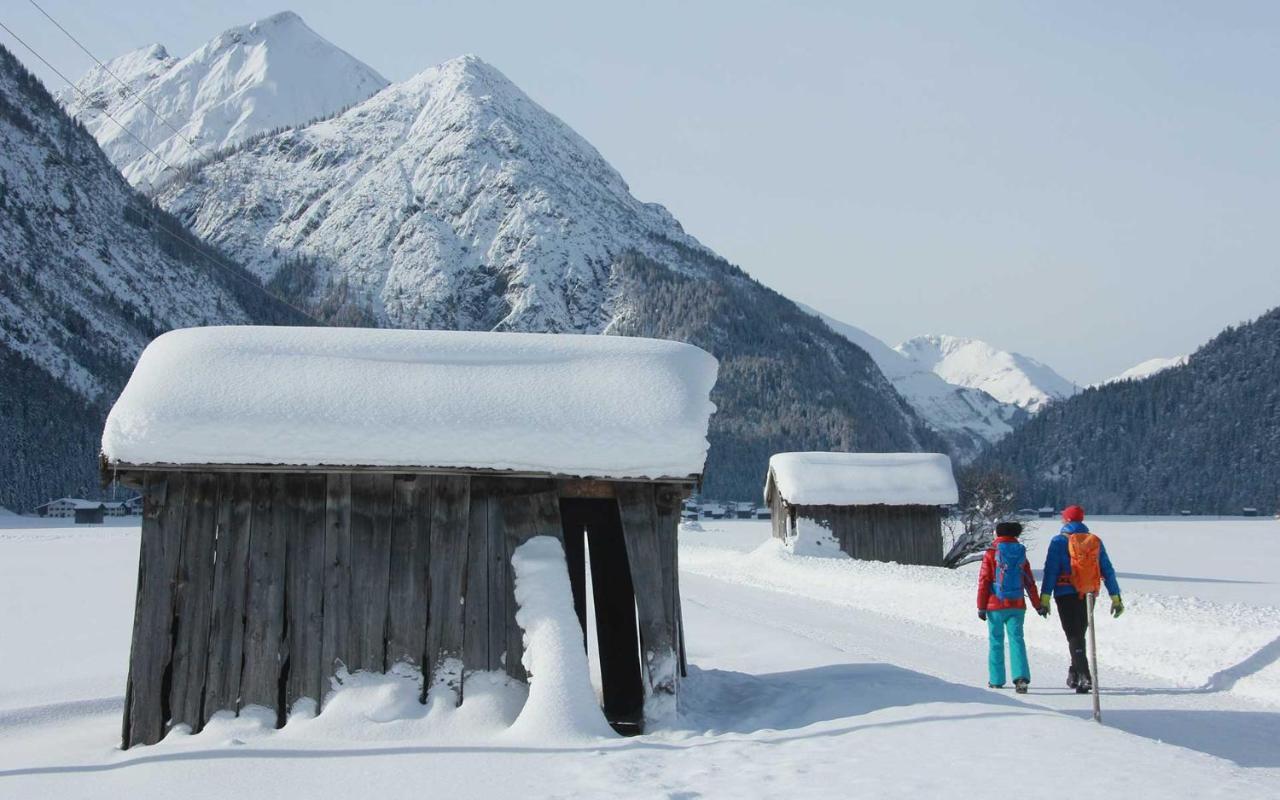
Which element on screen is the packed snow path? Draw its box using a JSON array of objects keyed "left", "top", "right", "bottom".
[{"left": 0, "top": 517, "right": 1276, "bottom": 798}]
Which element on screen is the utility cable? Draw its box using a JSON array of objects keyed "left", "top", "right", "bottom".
[{"left": 26, "top": 0, "right": 202, "bottom": 158}]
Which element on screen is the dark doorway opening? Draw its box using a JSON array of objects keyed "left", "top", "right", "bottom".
[{"left": 560, "top": 498, "right": 645, "bottom": 734}]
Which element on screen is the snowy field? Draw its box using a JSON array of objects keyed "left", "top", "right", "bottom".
[{"left": 1, "top": 514, "right": 1277, "bottom": 798}]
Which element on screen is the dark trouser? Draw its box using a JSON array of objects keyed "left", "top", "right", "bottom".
[{"left": 1055, "top": 593, "right": 1092, "bottom": 682}]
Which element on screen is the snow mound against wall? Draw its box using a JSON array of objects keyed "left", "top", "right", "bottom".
[
  {"left": 507, "top": 536, "right": 616, "bottom": 742},
  {"left": 786, "top": 518, "right": 850, "bottom": 559}
]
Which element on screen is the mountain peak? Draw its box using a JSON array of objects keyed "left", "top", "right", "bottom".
[
  {"left": 63, "top": 11, "right": 389, "bottom": 187},
  {"left": 896, "top": 335, "right": 1078, "bottom": 413}
]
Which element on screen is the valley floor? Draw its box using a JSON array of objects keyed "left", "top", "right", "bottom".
[{"left": 1, "top": 516, "right": 1277, "bottom": 798}]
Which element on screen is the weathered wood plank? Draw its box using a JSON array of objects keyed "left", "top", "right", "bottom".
[
  {"left": 348, "top": 473, "right": 394, "bottom": 673},
  {"left": 462, "top": 483, "right": 490, "bottom": 672},
  {"left": 240, "top": 474, "right": 288, "bottom": 719},
  {"left": 203, "top": 473, "right": 253, "bottom": 724},
  {"left": 285, "top": 475, "right": 327, "bottom": 713},
  {"left": 616, "top": 483, "right": 678, "bottom": 709},
  {"left": 660, "top": 483, "right": 691, "bottom": 675},
  {"left": 321, "top": 473, "right": 352, "bottom": 701},
  {"left": 123, "top": 473, "right": 185, "bottom": 748},
  {"left": 168, "top": 472, "right": 219, "bottom": 732},
  {"left": 424, "top": 476, "right": 471, "bottom": 699},
  {"left": 387, "top": 475, "right": 431, "bottom": 668},
  {"left": 485, "top": 483, "right": 507, "bottom": 673}
]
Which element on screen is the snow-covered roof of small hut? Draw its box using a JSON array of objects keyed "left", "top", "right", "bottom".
[
  {"left": 102, "top": 327, "right": 718, "bottom": 480},
  {"left": 764, "top": 452, "right": 958, "bottom": 506}
]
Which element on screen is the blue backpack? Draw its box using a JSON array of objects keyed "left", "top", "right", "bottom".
[{"left": 993, "top": 541, "right": 1026, "bottom": 601}]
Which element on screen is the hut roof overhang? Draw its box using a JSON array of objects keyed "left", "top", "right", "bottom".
[
  {"left": 764, "top": 452, "right": 958, "bottom": 507},
  {"left": 103, "top": 327, "right": 718, "bottom": 483}
]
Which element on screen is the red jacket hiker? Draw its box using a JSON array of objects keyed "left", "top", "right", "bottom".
[{"left": 976, "top": 536, "right": 1040, "bottom": 611}]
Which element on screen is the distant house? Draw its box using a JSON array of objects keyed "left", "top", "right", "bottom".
[
  {"left": 764, "top": 452, "right": 959, "bottom": 566},
  {"left": 732, "top": 501, "right": 756, "bottom": 519},
  {"left": 1037, "top": 506, "right": 1056, "bottom": 519},
  {"left": 35, "top": 498, "right": 106, "bottom": 520},
  {"left": 123, "top": 496, "right": 144, "bottom": 515},
  {"left": 103, "top": 502, "right": 130, "bottom": 517},
  {"left": 1243, "top": 507, "right": 1259, "bottom": 517}
]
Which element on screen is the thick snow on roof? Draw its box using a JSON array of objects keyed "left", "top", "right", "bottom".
[
  {"left": 766, "top": 452, "right": 958, "bottom": 507},
  {"left": 102, "top": 327, "right": 718, "bottom": 479}
]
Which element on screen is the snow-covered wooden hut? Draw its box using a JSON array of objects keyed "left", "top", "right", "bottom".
[
  {"left": 101, "top": 327, "right": 717, "bottom": 747},
  {"left": 763, "top": 452, "right": 958, "bottom": 565}
]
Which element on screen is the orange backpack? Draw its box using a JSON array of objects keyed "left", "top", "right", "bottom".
[{"left": 1067, "top": 533, "right": 1102, "bottom": 596}]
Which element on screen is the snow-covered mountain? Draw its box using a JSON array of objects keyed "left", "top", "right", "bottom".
[
  {"left": 801, "top": 307, "right": 1024, "bottom": 461},
  {"left": 0, "top": 44, "right": 305, "bottom": 511},
  {"left": 141, "top": 44, "right": 940, "bottom": 498},
  {"left": 895, "top": 335, "right": 1078, "bottom": 413},
  {"left": 57, "top": 11, "right": 387, "bottom": 189},
  {"left": 1104, "top": 355, "right": 1188, "bottom": 385},
  {"left": 155, "top": 54, "right": 712, "bottom": 333}
]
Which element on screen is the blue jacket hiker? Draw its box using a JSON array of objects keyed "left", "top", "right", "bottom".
[
  {"left": 976, "top": 521, "right": 1040, "bottom": 693},
  {"left": 1038, "top": 505, "right": 1124, "bottom": 693}
]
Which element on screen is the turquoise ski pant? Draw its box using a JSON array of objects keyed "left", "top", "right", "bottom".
[{"left": 986, "top": 609, "right": 1030, "bottom": 685}]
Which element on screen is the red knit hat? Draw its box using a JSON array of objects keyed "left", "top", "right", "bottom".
[{"left": 1062, "top": 505, "right": 1085, "bottom": 523}]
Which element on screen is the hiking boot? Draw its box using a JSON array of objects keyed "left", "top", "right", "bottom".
[
  {"left": 1014, "top": 679, "right": 1029, "bottom": 694},
  {"left": 1075, "top": 676, "right": 1092, "bottom": 694},
  {"left": 988, "top": 683, "right": 1005, "bottom": 689},
  {"left": 1066, "top": 669, "right": 1078, "bottom": 689}
]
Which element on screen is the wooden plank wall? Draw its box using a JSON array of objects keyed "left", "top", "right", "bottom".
[
  {"left": 793, "top": 503, "right": 943, "bottom": 566},
  {"left": 122, "top": 472, "right": 683, "bottom": 748}
]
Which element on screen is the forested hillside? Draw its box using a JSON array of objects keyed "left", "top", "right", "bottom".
[
  {"left": 609, "top": 250, "right": 943, "bottom": 499},
  {"left": 978, "top": 306, "right": 1280, "bottom": 514},
  {"left": 0, "top": 44, "right": 306, "bottom": 511}
]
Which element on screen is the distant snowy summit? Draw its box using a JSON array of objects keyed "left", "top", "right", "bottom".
[
  {"left": 895, "top": 334, "right": 1078, "bottom": 414},
  {"left": 57, "top": 11, "right": 388, "bottom": 188},
  {"left": 801, "top": 306, "right": 1025, "bottom": 461},
  {"left": 1103, "top": 355, "right": 1189, "bottom": 385}
]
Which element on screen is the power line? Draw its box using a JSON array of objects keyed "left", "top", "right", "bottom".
[
  {"left": 25, "top": 0, "right": 202, "bottom": 158},
  {"left": 0, "top": 20, "right": 326, "bottom": 326},
  {"left": 0, "top": 18, "right": 184, "bottom": 182}
]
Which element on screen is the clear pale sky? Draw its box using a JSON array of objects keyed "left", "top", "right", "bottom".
[{"left": 5, "top": 1, "right": 1277, "bottom": 382}]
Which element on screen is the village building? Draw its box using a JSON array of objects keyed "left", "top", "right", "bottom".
[
  {"left": 101, "top": 326, "right": 718, "bottom": 748},
  {"left": 763, "top": 452, "right": 958, "bottom": 565},
  {"left": 35, "top": 497, "right": 106, "bottom": 522}
]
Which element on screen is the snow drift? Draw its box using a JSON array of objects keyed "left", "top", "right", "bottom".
[{"left": 507, "top": 536, "right": 616, "bottom": 742}]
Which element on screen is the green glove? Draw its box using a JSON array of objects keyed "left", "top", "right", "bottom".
[
  {"left": 1040, "top": 593, "right": 1052, "bottom": 616},
  {"left": 1111, "top": 595, "right": 1124, "bottom": 618}
]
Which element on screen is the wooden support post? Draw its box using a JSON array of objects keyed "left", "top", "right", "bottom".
[
  {"left": 616, "top": 483, "right": 678, "bottom": 720},
  {"left": 122, "top": 473, "right": 185, "bottom": 748},
  {"left": 168, "top": 472, "right": 218, "bottom": 733},
  {"left": 423, "top": 476, "right": 471, "bottom": 700},
  {"left": 203, "top": 473, "right": 254, "bottom": 725}
]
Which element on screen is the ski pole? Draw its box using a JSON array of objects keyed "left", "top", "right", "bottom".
[{"left": 1087, "top": 591, "right": 1101, "bottom": 723}]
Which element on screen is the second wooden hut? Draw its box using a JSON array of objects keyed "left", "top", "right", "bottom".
[{"left": 763, "top": 452, "right": 957, "bottom": 565}]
